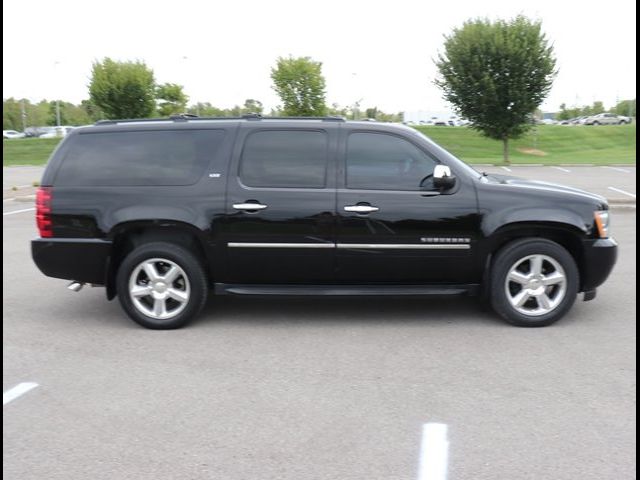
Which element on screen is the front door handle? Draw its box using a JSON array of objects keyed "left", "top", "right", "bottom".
[
  {"left": 233, "top": 202, "right": 268, "bottom": 211},
  {"left": 344, "top": 205, "right": 379, "bottom": 214}
]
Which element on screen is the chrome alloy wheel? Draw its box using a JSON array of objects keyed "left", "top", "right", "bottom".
[
  {"left": 128, "top": 258, "right": 191, "bottom": 320},
  {"left": 504, "top": 254, "right": 567, "bottom": 317}
]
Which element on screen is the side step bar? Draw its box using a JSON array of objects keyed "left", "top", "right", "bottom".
[{"left": 214, "top": 283, "right": 479, "bottom": 296}]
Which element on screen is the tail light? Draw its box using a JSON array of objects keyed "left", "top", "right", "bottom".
[{"left": 36, "top": 187, "right": 53, "bottom": 238}]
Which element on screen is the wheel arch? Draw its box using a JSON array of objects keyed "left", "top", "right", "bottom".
[
  {"left": 482, "top": 221, "right": 588, "bottom": 292},
  {"left": 105, "top": 220, "right": 213, "bottom": 300}
]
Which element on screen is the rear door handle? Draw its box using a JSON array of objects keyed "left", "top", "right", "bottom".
[
  {"left": 233, "top": 203, "right": 268, "bottom": 211},
  {"left": 344, "top": 205, "right": 379, "bottom": 213}
]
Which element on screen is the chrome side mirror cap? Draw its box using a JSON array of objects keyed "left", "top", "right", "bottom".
[{"left": 434, "top": 165, "right": 456, "bottom": 190}]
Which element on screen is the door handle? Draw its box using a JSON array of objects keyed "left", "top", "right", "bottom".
[
  {"left": 233, "top": 202, "right": 268, "bottom": 211},
  {"left": 344, "top": 205, "right": 379, "bottom": 214}
]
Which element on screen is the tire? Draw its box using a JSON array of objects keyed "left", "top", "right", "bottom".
[
  {"left": 116, "top": 242, "right": 208, "bottom": 329},
  {"left": 490, "top": 239, "right": 579, "bottom": 327},
  {"left": 619, "top": 120, "right": 626, "bottom": 125},
  {"left": 593, "top": 121, "right": 600, "bottom": 126}
]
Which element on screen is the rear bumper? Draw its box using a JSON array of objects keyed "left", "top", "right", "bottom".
[
  {"left": 32, "top": 238, "right": 112, "bottom": 285},
  {"left": 580, "top": 237, "right": 618, "bottom": 291}
]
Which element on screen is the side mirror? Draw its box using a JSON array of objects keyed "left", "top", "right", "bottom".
[{"left": 433, "top": 165, "right": 456, "bottom": 190}]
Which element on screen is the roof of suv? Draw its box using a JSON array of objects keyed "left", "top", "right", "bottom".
[{"left": 76, "top": 115, "right": 417, "bottom": 138}]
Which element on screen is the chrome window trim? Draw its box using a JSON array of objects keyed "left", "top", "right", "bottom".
[
  {"left": 228, "top": 242, "right": 470, "bottom": 250},
  {"left": 336, "top": 243, "right": 470, "bottom": 250},
  {"left": 228, "top": 242, "right": 334, "bottom": 249}
]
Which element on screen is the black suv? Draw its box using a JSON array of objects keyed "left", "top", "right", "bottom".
[{"left": 32, "top": 115, "right": 617, "bottom": 329}]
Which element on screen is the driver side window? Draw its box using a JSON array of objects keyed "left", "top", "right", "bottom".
[{"left": 346, "top": 132, "right": 437, "bottom": 190}]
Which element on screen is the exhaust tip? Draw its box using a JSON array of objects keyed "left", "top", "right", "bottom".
[{"left": 67, "top": 281, "right": 84, "bottom": 292}]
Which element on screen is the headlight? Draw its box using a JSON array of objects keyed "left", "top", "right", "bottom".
[{"left": 594, "top": 211, "right": 610, "bottom": 238}]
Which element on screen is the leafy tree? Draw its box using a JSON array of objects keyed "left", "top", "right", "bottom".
[
  {"left": 271, "top": 56, "right": 327, "bottom": 116},
  {"left": 365, "top": 107, "right": 379, "bottom": 119},
  {"left": 611, "top": 99, "right": 636, "bottom": 117},
  {"left": 89, "top": 58, "right": 156, "bottom": 119},
  {"left": 327, "top": 103, "right": 348, "bottom": 117},
  {"left": 47, "top": 101, "right": 93, "bottom": 126},
  {"left": 435, "top": 16, "right": 556, "bottom": 164},
  {"left": 591, "top": 101, "right": 605, "bottom": 115},
  {"left": 242, "top": 98, "right": 263, "bottom": 114},
  {"left": 80, "top": 99, "right": 105, "bottom": 122},
  {"left": 3, "top": 98, "right": 22, "bottom": 130},
  {"left": 156, "top": 83, "right": 189, "bottom": 116},
  {"left": 187, "top": 102, "right": 225, "bottom": 117}
]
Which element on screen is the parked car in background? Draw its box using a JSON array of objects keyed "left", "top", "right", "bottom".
[
  {"left": 39, "top": 126, "right": 76, "bottom": 138},
  {"left": 583, "top": 113, "right": 631, "bottom": 125},
  {"left": 25, "top": 126, "right": 54, "bottom": 138},
  {"left": 3, "top": 130, "right": 25, "bottom": 139}
]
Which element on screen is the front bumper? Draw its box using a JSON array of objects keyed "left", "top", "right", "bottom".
[
  {"left": 580, "top": 237, "right": 618, "bottom": 291},
  {"left": 32, "top": 238, "right": 112, "bottom": 285}
]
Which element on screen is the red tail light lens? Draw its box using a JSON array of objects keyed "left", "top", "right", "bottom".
[{"left": 36, "top": 187, "right": 53, "bottom": 238}]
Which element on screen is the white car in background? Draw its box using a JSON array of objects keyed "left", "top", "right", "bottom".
[
  {"left": 39, "top": 126, "right": 76, "bottom": 138},
  {"left": 3, "top": 130, "right": 25, "bottom": 139},
  {"left": 583, "top": 113, "right": 631, "bottom": 125}
]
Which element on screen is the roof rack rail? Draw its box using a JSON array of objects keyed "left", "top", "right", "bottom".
[
  {"left": 169, "top": 113, "right": 199, "bottom": 120},
  {"left": 241, "top": 113, "right": 345, "bottom": 122},
  {"left": 95, "top": 114, "right": 346, "bottom": 126}
]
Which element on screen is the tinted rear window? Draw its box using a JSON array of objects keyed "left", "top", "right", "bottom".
[
  {"left": 55, "top": 129, "right": 225, "bottom": 186},
  {"left": 239, "top": 130, "right": 328, "bottom": 188}
]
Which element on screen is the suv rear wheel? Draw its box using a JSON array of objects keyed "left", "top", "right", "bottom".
[
  {"left": 116, "top": 242, "right": 208, "bottom": 329},
  {"left": 490, "top": 239, "right": 579, "bottom": 327}
]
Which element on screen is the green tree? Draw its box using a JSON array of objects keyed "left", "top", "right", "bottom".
[
  {"left": 327, "top": 103, "right": 348, "bottom": 117},
  {"left": 187, "top": 102, "right": 224, "bottom": 117},
  {"left": 435, "top": 16, "right": 556, "bottom": 164},
  {"left": 3, "top": 98, "right": 22, "bottom": 130},
  {"left": 242, "top": 98, "right": 263, "bottom": 114},
  {"left": 591, "top": 101, "right": 605, "bottom": 115},
  {"left": 365, "top": 107, "right": 378, "bottom": 119},
  {"left": 80, "top": 99, "right": 105, "bottom": 122},
  {"left": 611, "top": 99, "right": 636, "bottom": 117},
  {"left": 156, "top": 83, "right": 189, "bottom": 116},
  {"left": 89, "top": 58, "right": 156, "bottom": 119},
  {"left": 271, "top": 56, "right": 327, "bottom": 116}
]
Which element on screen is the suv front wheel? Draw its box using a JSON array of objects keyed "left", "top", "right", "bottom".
[
  {"left": 116, "top": 242, "right": 208, "bottom": 329},
  {"left": 490, "top": 239, "right": 579, "bottom": 327}
]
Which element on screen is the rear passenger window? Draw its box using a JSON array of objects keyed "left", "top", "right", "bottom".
[
  {"left": 239, "top": 130, "right": 328, "bottom": 188},
  {"left": 55, "top": 130, "right": 225, "bottom": 186}
]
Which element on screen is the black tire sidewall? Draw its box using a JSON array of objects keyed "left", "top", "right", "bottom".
[
  {"left": 490, "top": 239, "right": 579, "bottom": 327},
  {"left": 116, "top": 242, "right": 208, "bottom": 329}
]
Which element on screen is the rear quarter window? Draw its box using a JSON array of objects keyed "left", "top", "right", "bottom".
[{"left": 54, "top": 129, "right": 225, "bottom": 186}]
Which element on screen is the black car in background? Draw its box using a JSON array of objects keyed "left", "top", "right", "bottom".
[{"left": 32, "top": 115, "right": 617, "bottom": 329}]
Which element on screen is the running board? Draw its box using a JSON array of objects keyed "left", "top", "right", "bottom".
[{"left": 214, "top": 283, "right": 479, "bottom": 296}]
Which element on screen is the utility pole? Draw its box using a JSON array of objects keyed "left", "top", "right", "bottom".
[{"left": 21, "top": 98, "right": 27, "bottom": 132}]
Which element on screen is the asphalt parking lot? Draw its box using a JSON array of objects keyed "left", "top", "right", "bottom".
[{"left": 3, "top": 171, "right": 636, "bottom": 480}]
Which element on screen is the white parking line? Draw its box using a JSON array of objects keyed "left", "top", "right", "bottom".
[
  {"left": 552, "top": 166, "right": 571, "bottom": 173},
  {"left": 603, "top": 166, "right": 632, "bottom": 174},
  {"left": 3, "top": 382, "right": 39, "bottom": 406},
  {"left": 500, "top": 166, "right": 512, "bottom": 172},
  {"left": 417, "top": 423, "right": 449, "bottom": 480},
  {"left": 3, "top": 207, "right": 35, "bottom": 216},
  {"left": 608, "top": 187, "right": 636, "bottom": 198}
]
